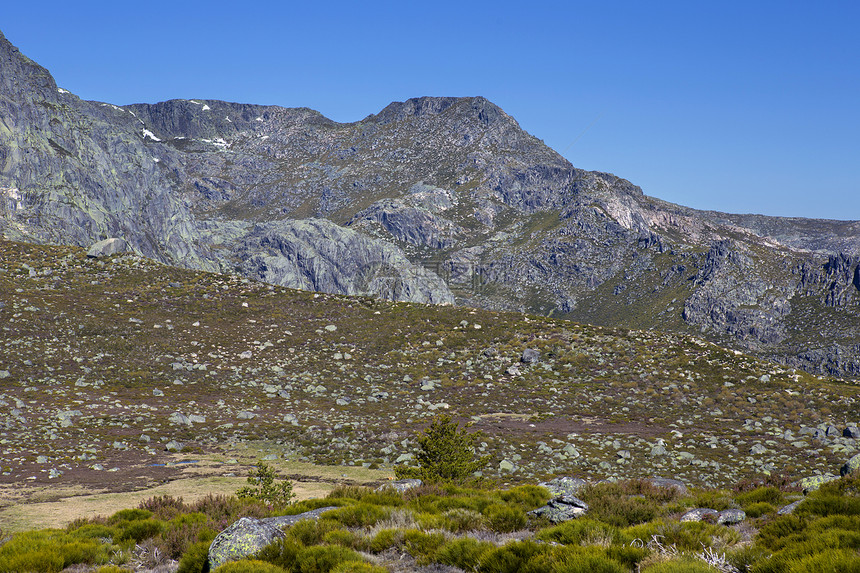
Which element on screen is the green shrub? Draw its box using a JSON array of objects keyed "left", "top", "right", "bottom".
[
  {"left": 295, "top": 545, "right": 364, "bottom": 573},
  {"left": 114, "top": 518, "right": 165, "bottom": 543},
  {"left": 745, "top": 502, "right": 777, "bottom": 518},
  {"left": 394, "top": 414, "right": 489, "bottom": 484},
  {"left": 499, "top": 485, "right": 552, "bottom": 510},
  {"left": 643, "top": 557, "right": 715, "bottom": 572},
  {"left": 475, "top": 540, "right": 545, "bottom": 573},
  {"left": 286, "top": 519, "right": 340, "bottom": 546},
  {"left": 483, "top": 504, "right": 527, "bottom": 533},
  {"left": 139, "top": 494, "right": 188, "bottom": 519},
  {"left": 735, "top": 486, "right": 784, "bottom": 508},
  {"left": 786, "top": 548, "right": 860, "bottom": 573},
  {"left": 369, "top": 528, "right": 404, "bottom": 553},
  {"left": 177, "top": 540, "right": 211, "bottom": 573},
  {"left": 324, "top": 504, "right": 389, "bottom": 528},
  {"left": 691, "top": 490, "right": 734, "bottom": 512},
  {"left": 330, "top": 563, "right": 388, "bottom": 573},
  {"left": 624, "top": 520, "right": 734, "bottom": 552},
  {"left": 440, "top": 508, "right": 484, "bottom": 532},
  {"left": 435, "top": 537, "right": 495, "bottom": 570},
  {"left": 68, "top": 523, "right": 119, "bottom": 540},
  {"left": 236, "top": 462, "right": 296, "bottom": 509},
  {"left": 402, "top": 530, "right": 447, "bottom": 562},
  {"left": 0, "top": 530, "right": 113, "bottom": 573},
  {"left": 95, "top": 567, "right": 128, "bottom": 573},
  {"left": 213, "top": 559, "right": 288, "bottom": 572},
  {"left": 323, "top": 529, "right": 361, "bottom": 549},
  {"left": 255, "top": 537, "right": 303, "bottom": 571},
  {"left": 160, "top": 512, "right": 217, "bottom": 559},
  {"left": 109, "top": 508, "right": 152, "bottom": 524},
  {"left": 537, "top": 519, "right": 626, "bottom": 547},
  {"left": 552, "top": 545, "right": 628, "bottom": 573}
]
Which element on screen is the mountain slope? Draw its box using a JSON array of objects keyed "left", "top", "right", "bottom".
[{"left": 1, "top": 30, "right": 859, "bottom": 376}]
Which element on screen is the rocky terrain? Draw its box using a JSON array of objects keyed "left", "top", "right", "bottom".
[
  {"left": 1, "top": 239, "right": 858, "bottom": 507},
  {"left": 1, "top": 30, "right": 859, "bottom": 376}
]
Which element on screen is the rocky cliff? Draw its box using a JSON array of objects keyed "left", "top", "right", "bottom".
[{"left": 1, "top": 30, "right": 859, "bottom": 376}]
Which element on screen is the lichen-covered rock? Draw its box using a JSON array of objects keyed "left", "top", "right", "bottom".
[
  {"left": 717, "top": 509, "right": 746, "bottom": 525},
  {"left": 841, "top": 453, "right": 860, "bottom": 477},
  {"left": 777, "top": 500, "right": 803, "bottom": 515},
  {"left": 647, "top": 478, "right": 688, "bottom": 495},
  {"left": 680, "top": 508, "right": 719, "bottom": 522},
  {"left": 529, "top": 494, "right": 589, "bottom": 523},
  {"left": 799, "top": 474, "right": 840, "bottom": 493},
  {"left": 208, "top": 517, "right": 285, "bottom": 571},
  {"left": 381, "top": 479, "right": 422, "bottom": 493}
]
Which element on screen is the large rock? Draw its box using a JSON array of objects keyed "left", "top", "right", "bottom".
[
  {"left": 208, "top": 517, "right": 285, "bottom": 571},
  {"left": 538, "top": 476, "right": 588, "bottom": 496},
  {"left": 799, "top": 474, "right": 840, "bottom": 493},
  {"left": 841, "top": 453, "right": 860, "bottom": 477},
  {"left": 680, "top": 508, "right": 718, "bottom": 522},
  {"left": 208, "top": 507, "right": 338, "bottom": 570},
  {"left": 529, "top": 495, "right": 589, "bottom": 523},
  {"left": 717, "top": 509, "right": 746, "bottom": 525},
  {"left": 86, "top": 238, "right": 129, "bottom": 258},
  {"left": 647, "top": 478, "right": 688, "bottom": 495}
]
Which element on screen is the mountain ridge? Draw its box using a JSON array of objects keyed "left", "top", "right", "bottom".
[{"left": 1, "top": 30, "right": 859, "bottom": 376}]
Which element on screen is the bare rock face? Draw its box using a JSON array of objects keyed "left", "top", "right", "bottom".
[
  {"left": 2, "top": 30, "right": 860, "bottom": 376},
  {"left": 86, "top": 238, "right": 129, "bottom": 258}
]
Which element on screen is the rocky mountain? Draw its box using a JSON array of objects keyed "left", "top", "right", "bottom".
[{"left": 1, "top": 30, "right": 859, "bottom": 376}]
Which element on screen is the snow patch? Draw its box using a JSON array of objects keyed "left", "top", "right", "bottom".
[
  {"left": 189, "top": 100, "right": 201, "bottom": 104},
  {"left": 201, "top": 137, "right": 229, "bottom": 149},
  {"left": 260, "top": 135, "right": 269, "bottom": 140},
  {"left": 201, "top": 104, "right": 211, "bottom": 111},
  {"left": 153, "top": 158, "right": 161, "bottom": 163},
  {"left": 142, "top": 129, "right": 162, "bottom": 142},
  {"left": 255, "top": 117, "right": 264, "bottom": 122},
  {"left": 57, "top": 88, "right": 69, "bottom": 94},
  {"left": 225, "top": 116, "right": 231, "bottom": 122}
]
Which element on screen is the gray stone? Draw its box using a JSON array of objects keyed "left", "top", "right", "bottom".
[
  {"left": 521, "top": 349, "right": 540, "bottom": 364},
  {"left": 382, "top": 479, "right": 423, "bottom": 493},
  {"left": 529, "top": 495, "right": 589, "bottom": 523},
  {"left": 844, "top": 427, "right": 860, "bottom": 439},
  {"left": 717, "top": 509, "right": 746, "bottom": 525},
  {"left": 799, "top": 474, "right": 840, "bottom": 493},
  {"left": 649, "top": 445, "right": 668, "bottom": 457},
  {"left": 647, "top": 478, "right": 688, "bottom": 495},
  {"left": 499, "top": 459, "right": 517, "bottom": 472},
  {"left": 86, "top": 238, "right": 129, "bottom": 258},
  {"left": 539, "top": 476, "right": 588, "bottom": 496},
  {"left": 237, "top": 411, "right": 257, "bottom": 420},
  {"left": 208, "top": 517, "right": 285, "bottom": 571},
  {"left": 165, "top": 440, "right": 183, "bottom": 452},
  {"left": 749, "top": 443, "right": 768, "bottom": 455},
  {"left": 680, "top": 508, "right": 719, "bottom": 522},
  {"left": 826, "top": 425, "right": 842, "bottom": 437},
  {"left": 777, "top": 500, "right": 803, "bottom": 515},
  {"left": 168, "top": 412, "right": 191, "bottom": 426},
  {"left": 841, "top": 453, "right": 860, "bottom": 477}
]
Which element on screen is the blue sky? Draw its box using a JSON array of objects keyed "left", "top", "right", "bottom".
[{"left": 4, "top": 1, "right": 858, "bottom": 220}]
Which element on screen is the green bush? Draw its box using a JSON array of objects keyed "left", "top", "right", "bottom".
[
  {"left": 394, "top": 414, "right": 489, "bottom": 484},
  {"left": 368, "top": 528, "right": 404, "bottom": 553},
  {"left": 552, "top": 545, "right": 628, "bottom": 573},
  {"left": 68, "top": 523, "right": 119, "bottom": 540},
  {"left": 440, "top": 508, "right": 484, "bottom": 532},
  {"left": 114, "top": 518, "right": 165, "bottom": 543},
  {"left": 435, "top": 537, "right": 495, "bottom": 570},
  {"left": 745, "top": 502, "right": 777, "bottom": 518},
  {"left": 109, "top": 508, "right": 152, "bottom": 524},
  {"left": 483, "top": 504, "right": 527, "bottom": 533},
  {"left": 643, "top": 557, "right": 715, "bottom": 572},
  {"left": 285, "top": 519, "right": 340, "bottom": 546},
  {"left": 177, "top": 540, "right": 211, "bottom": 573},
  {"left": 322, "top": 529, "right": 361, "bottom": 549},
  {"left": 538, "top": 519, "right": 627, "bottom": 547},
  {"left": 324, "top": 504, "right": 389, "bottom": 528},
  {"left": 213, "top": 559, "right": 288, "bottom": 572},
  {"left": 785, "top": 548, "right": 860, "bottom": 573},
  {"left": 255, "top": 537, "right": 303, "bottom": 571},
  {"left": 691, "top": 490, "right": 734, "bottom": 512},
  {"left": 475, "top": 540, "right": 545, "bottom": 573},
  {"left": 402, "top": 530, "right": 447, "bottom": 563},
  {"left": 0, "top": 530, "right": 113, "bottom": 573},
  {"left": 330, "top": 563, "right": 388, "bottom": 573},
  {"left": 236, "top": 462, "right": 296, "bottom": 509},
  {"left": 499, "top": 485, "right": 552, "bottom": 510},
  {"left": 295, "top": 545, "right": 364, "bottom": 573},
  {"left": 735, "top": 486, "right": 785, "bottom": 508}
]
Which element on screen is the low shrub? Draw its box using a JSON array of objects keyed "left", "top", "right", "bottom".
[
  {"left": 139, "top": 494, "right": 188, "bottom": 519},
  {"left": 402, "top": 529, "right": 447, "bottom": 563},
  {"left": 255, "top": 537, "right": 303, "bottom": 571},
  {"left": 475, "top": 540, "right": 545, "bottom": 573},
  {"left": 0, "top": 530, "right": 113, "bottom": 573},
  {"left": 537, "top": 518, "right": 627, "bottom": 547},
  {"left": 108, "top": 508, "right": 152, "bottom": 524},
  {"left": 735, "top": 486, "right": 785, "bottom": 508},
  {"left": 552, "top": 545, "right": 628, "bottom": 573},
  {"left": 114, "top": 518, "right": 165, "bottom": 544},
  {"left": 440, "top": 508, "right": 484, "bottom": 532},
  {"left": 368, "top": 528, "right": 404, "bottom": 553},
  {"left": 498, "top": 484, "right": 551, "bottom": 510},
  {"left": 324, "top": 503, "right": 389, "bottom": 529},
  {"left": 690, "top": 490, "right": 734, "bottom": 512},
  {"left": 330, "top": 563, "right": 388, "bottom": 573},
  {"left": 435, "top": 537, "right": 494, "bottom": 570},
  {"left": 744, "top": 502, "right": 777, "bottom": 518},
  {"left": 213, "top": 559, "right": 288, "bottom": 572},
  {"left": 176, "top": 540, "right": 211, "bottom": 573},
  {"left": 643, "top": 557, "right": 715, "bottom": 572},
  {"left": 483, "top": 504, "right": 527, "bottom": 533},
  {"left": 295, "top": 545, "right": 364, "bottom": 573},
  {"left": 286, "top": 519, "right": 341, "bottom": 546}
]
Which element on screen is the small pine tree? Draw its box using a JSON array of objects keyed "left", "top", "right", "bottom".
[
  {"left": 236, "top": 461, "right": 296, "bottom": 508},
  {"left": 395, "top": 414, "right": 489, "bottom": 483}
]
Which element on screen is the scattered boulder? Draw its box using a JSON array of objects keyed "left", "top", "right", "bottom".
[
  {"left": 381, "top": 479, "right": 423, "bottom": 493},
  {"left": 209, "top": 508, "right": 337, "bottom": 570},
  {"left": 499, "top": 459, "right": 517, "bottom": 472},
  {"left": 86, "top": 238, "right": 129, "bottom": 258},
  {"left": 717, "top": 509, "right": 746, "bottom": 525},
  {"left": 539, "top": 476, "right": 588, "bottom": 496},
  {"left": 777, "top": 500, "right": 803, "bottom": 515},
  {"left": 530, "top": 495, "right": 589, "bottom": 523},
  {"left": 680, "top": 508, "right": 719, "bottom": 522},
  {"left": 844, "top": 427, "right": 860, "bottom": 439},
  {"left": 647, "top": 478, "right": 688, "bottom": 495},
  {"left": 825, "top": 425, "right": 842, "bottom": 437},
  {"left": 799, "top": 474, "right": 840, "bottom": 493},
  {"left": 521, "top": 349, "right": 540, "bottom": 364},
  {"left": 841, "top": 453, "right": 860, "bottom": 477}
]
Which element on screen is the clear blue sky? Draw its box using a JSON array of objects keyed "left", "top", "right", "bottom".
[{"left": 4, "top": 1, "right": 859, "bottom": 220}]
